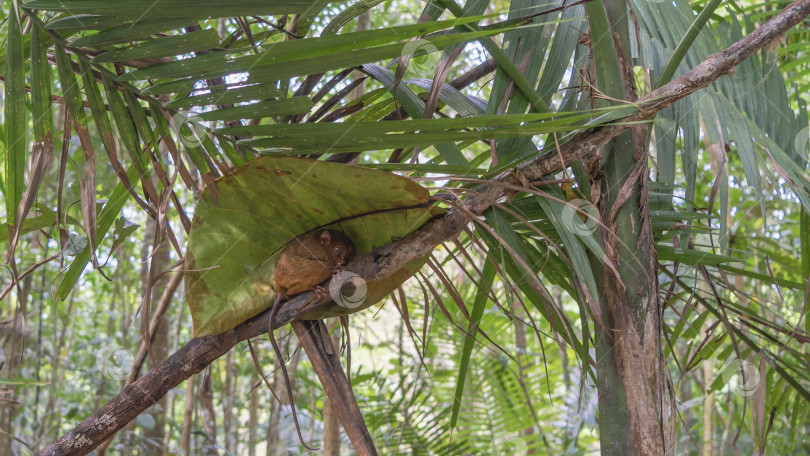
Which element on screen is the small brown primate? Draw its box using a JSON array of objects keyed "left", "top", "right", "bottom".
[{"left": 268, "top": 230, "right": 354, "bottom": 450}]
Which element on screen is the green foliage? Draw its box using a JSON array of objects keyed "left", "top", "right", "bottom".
[{"left": 0, "top": 0, "right": 808, "bottom": 454}]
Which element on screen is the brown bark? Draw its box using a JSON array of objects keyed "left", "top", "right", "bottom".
[
  {"left": 36, "top": 2, "right": 810, "bottom": 454},
  {"left": 265, "top": 369, "right": 281, "bottom": 456},
  {"left": 142, "top": 216, "right": 171, "bottom": 455},
  {"left": 291, "top": 320, "right": 376, "bottom": 455},
  {"left": 589, "top": 0, "right": 673, "bottom": 453},
  {"left": 321, "top": 398, "right": 341, "bottom": 455},
  {"left": 180, "top": 376, "right": 194, "bottom": 455},
  {"left": 43, "top": 292, "right": 75, "bottom": 443},
  {"left": 223, "top": 349, "right": 236, "bottom": 453},
  {"left": 248, "top": 388, "right": 259, "bottom": 456},
  {"left": 320, "top": 320, "right": 343, "bottom": 455},
  {"left": 0, "top": 312, "right": 26, "bottom": 455},
  {"left": 266, "top": 328, "right": 302, "bottom": 455},
  {"left": 199, "top": 368, "right": 217, "bottom": 455},
  {"left": 350, "top": 11, "right": 371, "bottom": 100}
]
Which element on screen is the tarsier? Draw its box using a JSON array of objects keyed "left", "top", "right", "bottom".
[{"left": 268, "top": 229, "right": 355, "bottom": 449}]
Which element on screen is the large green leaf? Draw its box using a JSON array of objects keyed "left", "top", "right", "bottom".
[{"left": 185, "top": 156, "right": 443, "bottom": 336}]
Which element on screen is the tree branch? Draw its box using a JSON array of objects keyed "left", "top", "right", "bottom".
[{"left": 38, "top": 1, "right": 810, "bottom": 454}]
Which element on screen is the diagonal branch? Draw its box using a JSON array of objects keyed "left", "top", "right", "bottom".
[{"left": 38, "top": 1, "right": 810, "bottom": 454}]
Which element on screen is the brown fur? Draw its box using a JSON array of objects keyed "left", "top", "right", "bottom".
[{"left": 268, "top": 230, "right": 354, "bottom": 450}]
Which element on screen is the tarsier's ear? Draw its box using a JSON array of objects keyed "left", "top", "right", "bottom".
[{"left": 318, "top": 230, "right": 332, "bottom": 245}]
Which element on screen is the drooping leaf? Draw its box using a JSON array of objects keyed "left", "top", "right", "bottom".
[
  {"left": 185, "top": 156, "right": 444, "bottom": 336},
  {"left": 4, "top": 4, "right": 26, "bottom": 233},
  {"left": 56, "top": 165, "right": 141, "bottom": 300},
  {"left": 109, "top": 217, "right": 140, "bottom": 254},
  {"left": 55, "top": 43, "right": 99, "bottom": 265},
  {"left": 451, "top": 260, "right": 495, "bottom": 428},
  {"left": 0, "top": 205, "right": 81, "bottom": 243},
  {"left": 7, "top": 25, "right": 55, "bottom": 260}
]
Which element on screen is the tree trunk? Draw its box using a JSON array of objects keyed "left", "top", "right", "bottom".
[
  {"left": 350, "top": 10, "right": 370, "bottom": 100},
  {"left": 320, "top": 319, "right": 343, "bottom": 455},
  {"left": 585, "top": 0, "right": 675, "bottom": 454},
  {"left": 223, "top": 349, "right": 236, "bottom": 452},
  {"left": 141, "top": 214, "right": 171, "bottom": 455},
  {"left": 248, "top": 388, "right": 259, "bottom": 456},
  {"left": 266, "top": 328, "right": 301, "bottom": 456},
  {"left": 200, "top": 367, "right": 218, "bottom": 455},
  {"left": 181, "top": 376, "right": 195, "bottom": 455},
  {"left": 0, "top": 310, "right": 26, "bottom": 455}
]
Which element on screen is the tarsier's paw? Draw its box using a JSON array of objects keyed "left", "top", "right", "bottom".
[{"left": 312, "top": 285, "right": 329, "bottom": 299}]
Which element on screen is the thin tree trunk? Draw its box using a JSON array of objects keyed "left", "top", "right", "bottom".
[
  {"left": 0, "top": 307, "right": 26, "bottom": 455},
  {"left": 321, "top": 398, "right": 341, "bottom": 455},
  {"left": 321, "top": 319, "right": 342, "bottom": 455},
  {"left": 223, "top": 349, "right": 237, "bottom": 452},
  {"left": 511, "top": 295, "right": 536, "bottom": 451},
  {"left": 266, "top": 328, "right": 302, "bottom": 455},
  {"left": 32, "top": 232, "right": 50, "bottom": 452},
  {"left": 700, "top": 125, "right": 725, "bottom": 456},
  {"left": 181, "top": 376, "right": 195, "bottom": 455},
  {"left": 291, "top": 320, "right": 376, "bottom": 455},
  {"left": 265, "top": 337, "right": 283, "bottom": 455},
  {"left": 43, "top": 292, "right": 75, "bottom": 442},
  {"left": 702, "top": 346, "right": 715, "bottom": 456},
  {"left": 200, "top": 367, "right": 218, "bottom": 455},
  {"left": 248, "top": 389, "right": 259, "bottom": 456},
  {"left": 350, "top": 10, "right": 370, "bottom": 100},
  {"left": 141, "top": 214, "right": 172, "bottom": 455}
]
